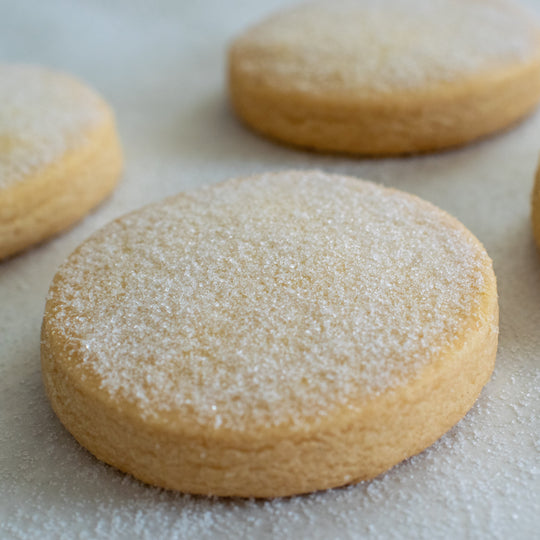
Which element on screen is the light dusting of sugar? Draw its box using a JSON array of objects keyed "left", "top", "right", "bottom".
[
  {"left": 47, "top": 171, "right": 492, "bottom": 429},
  {"left": 0, "top": 64, "right": 107, "bottom": 189},
  {"left": 233, "top": 0, "right": 540, "bottom": 93},
  {"left": 1, "top": 356, "right": 536, "bottom": 539}
]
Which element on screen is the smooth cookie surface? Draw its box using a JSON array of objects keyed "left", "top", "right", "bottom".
[
  {"left": 0, "top": 64, "right": 122, "bottom": 259},
  {"left": 229, "top": 0, "right": 540, "bottom": 155},
  {"left": 41, "top": 171, "right": 498, "bottom": 497}
]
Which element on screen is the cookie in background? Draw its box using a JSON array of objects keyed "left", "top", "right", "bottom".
[
  {"left": 0, "top": 64, "right": 123, "bottom": 260},
  {"left": 229, "top": 0, "right": 540, "bottom": 155},
  {"left": 531, "top": 160, "right": 540, "bottom": 248}
]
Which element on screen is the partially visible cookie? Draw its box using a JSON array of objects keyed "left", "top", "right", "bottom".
[
  {"left": 41, "top": 170, "right": 498, "bottom": 498},
  {"left": 0, "top": 64, "right": 122, "bottom": 260},
  {"left": 229, "top": 0, "right": 540, "bottom": 155},
  {"left": 532, "top": 162, "right": 540, "bottom": 247}
]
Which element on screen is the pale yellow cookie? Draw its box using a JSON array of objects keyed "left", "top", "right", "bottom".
[
  {"left": 532, "top": 161, "right": 540, "bottom": 247},
  {"left": 41, "top": 170, "right": 498, "bottom": 498},
  {"left": 0, "top": 64, "right": 122, "bottom": 260},
  {"left": 229, "top": 0, "right": 540, "bottom": 155}
]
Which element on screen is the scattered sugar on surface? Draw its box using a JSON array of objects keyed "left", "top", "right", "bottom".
[
  {"left": 1, "top": 360, "right": 537, "bottom": 539},
  {"left": 233, "top": 0, "right": 540, "bottom": 93},
  {"left": 0, "top": 64, "right": 106, "bottom": 189},
  {"left": 46, "top": 171, "right": 493, "bottom": 429}
]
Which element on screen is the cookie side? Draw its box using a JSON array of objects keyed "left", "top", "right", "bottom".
[
  {"left": 532, "top": 162, "right": 540, "bottom": 249},
  {"left": 229, "top": 54, "right": 540, "bottom": 155}
]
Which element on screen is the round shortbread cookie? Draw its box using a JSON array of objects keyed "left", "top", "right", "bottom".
[
  {"left": 229, "top": 0, "right": 540, "bottom": 155},
  {"left": 0, "top": 64, "right": 123, "bottom": 260},
  {"left": 41, "top": 170, "right": 498, "bottom": 498},
  {"left": 532, "top": 161, "right": 540, "bottom": 248}
]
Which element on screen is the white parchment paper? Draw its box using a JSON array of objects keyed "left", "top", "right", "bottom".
[{"left": 0, "top": 1, "right": 539, "bottom": 538}]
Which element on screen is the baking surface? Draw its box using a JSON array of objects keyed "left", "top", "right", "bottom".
[{"left": 0, "top": 0, "right": 539, "bottom": 538}]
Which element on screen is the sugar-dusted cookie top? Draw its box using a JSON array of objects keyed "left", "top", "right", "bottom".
[
  {"left": 44, "top": 171, "right": 495, "bottom": 430},
  {"left": 232, "top": 0, "right": 540, "bottom": 95},
  {"left": 0, "top": 64, "right": 109, "bottom": 189}
]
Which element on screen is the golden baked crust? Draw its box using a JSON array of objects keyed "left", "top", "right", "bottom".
[
  {"left": 41, "top": 171, "right": 498, "bottom": 497},
  {"left": 532, "top": 161, "right": 540, "bottom": 248},
  {"left": 228, "top": 0, "right": 540, "bottom": 155},
  {"left": 0, "top": 65, "right": 122, "bottom": 260}
]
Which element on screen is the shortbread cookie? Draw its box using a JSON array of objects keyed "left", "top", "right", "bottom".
[
  {"left": 41, "top": 171, "right": 498, "bottom": 498},
  {"left": 229, "top": 0, "right": 540, "bottom": 155},
  {"left": 532, "top": 162, "right": 540, "bottom": 248},
  {"left": 0, "top": 64, "right": 122, "bottom": 260}
]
